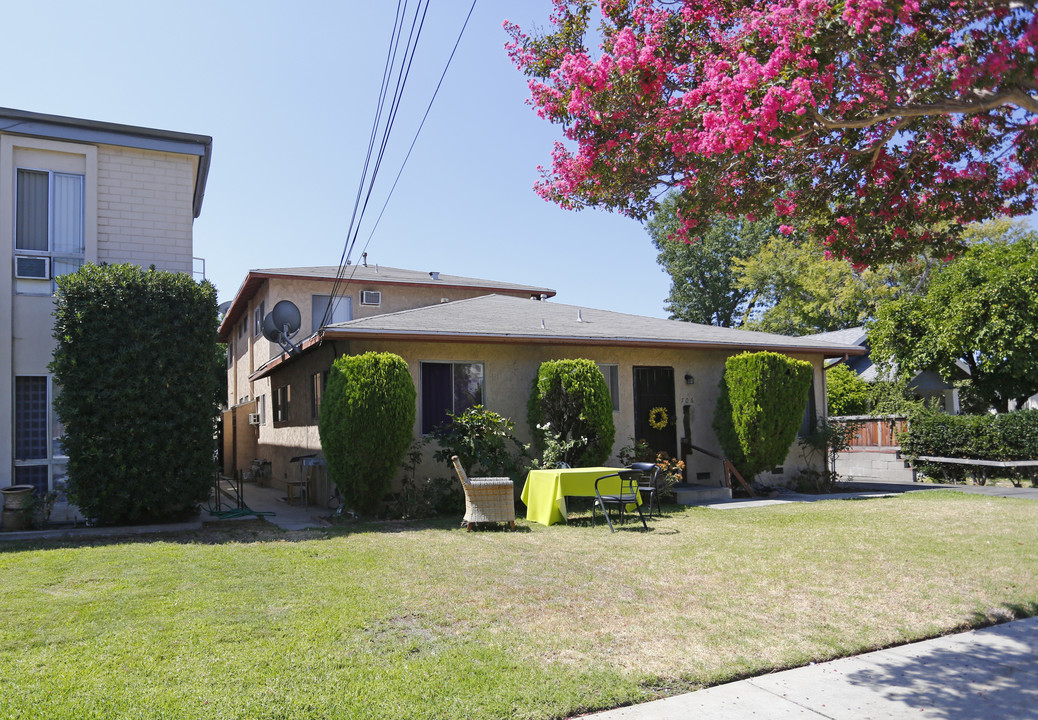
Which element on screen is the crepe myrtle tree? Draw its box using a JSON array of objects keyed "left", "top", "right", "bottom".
[{"left": 506, "top": 1, "right": 1038, "bottom": 267}]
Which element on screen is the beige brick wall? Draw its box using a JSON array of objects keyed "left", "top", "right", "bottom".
[{"left": 96, "top": 146, "right": 197, "bottom": 273}]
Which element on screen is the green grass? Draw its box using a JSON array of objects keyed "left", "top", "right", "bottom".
[{"left": 1, "top": 491, "right": 1037, "bottom": 719}]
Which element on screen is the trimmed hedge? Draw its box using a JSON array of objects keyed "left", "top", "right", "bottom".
[
  {"left": 50, "top": 264, "right": 221, "bottom": 525},
  {"left": 713, "top": 351, "right": 814, "bottom": 481},
  {"left": 527, "top": 359, "right": 615, "bottom": 467},
  {"left": 318, "top": 352, "right": 416, "bottom": 515},
  {"left": 899, "top": 409, "right": 1038, "bottom": 484}
]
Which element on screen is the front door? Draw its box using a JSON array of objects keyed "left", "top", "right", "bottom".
[{"left": 633, "top": 366, "right": 677, "bottom": 458}]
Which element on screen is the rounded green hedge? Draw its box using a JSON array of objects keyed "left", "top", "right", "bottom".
[
  {"left": 318, "top": 352, "right": 416, "bottom": 515},
  {"left": 527, "top": 359, "right": 615, "bottom": 467},
  {"left": 713, "top": 351, "right": 814, "bottom": 481}
]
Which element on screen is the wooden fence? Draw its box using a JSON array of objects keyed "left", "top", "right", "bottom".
[{"left": 831, "top": 415, "right": 908, "bottom": 450}]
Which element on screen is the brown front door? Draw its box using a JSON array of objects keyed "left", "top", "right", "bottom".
[{"left": 633, "top": 366, "right": 677, "bottom": 458}]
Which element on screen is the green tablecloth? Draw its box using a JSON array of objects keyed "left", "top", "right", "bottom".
[{"left": 521, "top": 467, "right": 628, "bottom": 526}]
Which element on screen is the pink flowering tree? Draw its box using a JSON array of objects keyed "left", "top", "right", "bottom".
[{"left": 505, "top": 0, "right": 1038, "bottom": 266}]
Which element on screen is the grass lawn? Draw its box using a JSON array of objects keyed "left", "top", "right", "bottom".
[{"left": 1, "top": 491, "right": 1036, "bottom": 719}]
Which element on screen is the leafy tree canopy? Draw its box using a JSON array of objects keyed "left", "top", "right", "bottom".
[
  {"left": 506, "top": 1, "right": 1038, "bottom": 266},
  {"left": 869, "top": 223, "right": 1038, "bottom": 412},
  {"left": 647, "top": 193, "right": 775, "bottom": 326},
  {"left": 735, "top": 235, "right": 930, "bottom": 335}
]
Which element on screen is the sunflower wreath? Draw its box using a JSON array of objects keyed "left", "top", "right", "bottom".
[{"left": 648, "top": 406, "right": 668, "bottom": 430}]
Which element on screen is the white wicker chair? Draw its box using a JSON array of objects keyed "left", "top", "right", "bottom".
[{"left": 450, "top": 455, "right": 515, "bottom": 531}]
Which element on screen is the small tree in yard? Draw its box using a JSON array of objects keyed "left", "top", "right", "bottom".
[
  {"left": 50, "top": 264, "right": 220, "bottom": 525},
  {"left": 528, "top": 359, "right": 615, "bottom": 467},
  {"left": 713, "top": 352, "right": 814, "bottom": 482},
  {"left": 319, "top": 352, "right": 416, "bottom": 515},
  {"left": 827, "top": 363, "right": 872, "bottom": 417}
]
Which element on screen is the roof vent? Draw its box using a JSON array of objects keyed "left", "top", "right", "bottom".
[
  {"left": 429, "top": 271, "right": 440, "bottom": 280},
  {"left": 362, "top": 252, "right": 368, "bottom": 267},
  {"left": 577, "top": 309, "right": 584, "bottom": 323},
  {"left": 540, "top": 319, "right": 546, "bottom": 329}
]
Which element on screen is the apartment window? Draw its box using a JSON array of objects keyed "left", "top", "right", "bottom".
[
  {"left": 421, "top": 362, "right": 484, "bottom": 434},
  {"left": 227, "top": 340, "right": 234, "bottom": 368},
  {"left": 311, "top": 294, "right": 353, "bottom": 332},
  {"left": 597, "top": 363, "right": 620, "bottom": 412},
  {"left": 799, "top": 378, "right": 818, "bottom": 437},
  {"left": 15, "top": 169, "right": 85, "bottom": 289},
  {"left": 238, "top": 317, "right": 245, "bottom": 338},
  {"left": 13, "top": 376, "right": 66, "bottom": 495},
  {"left": 272, "top": 384, "right": 290, "bottom": 423},
  {"left": 311, "top": 370, "right": 329, "bottom": 419},
  {"left": 253, "top": 301, "right": 265, "bottom": 338}
]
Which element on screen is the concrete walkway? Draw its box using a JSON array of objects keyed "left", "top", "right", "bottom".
[
  {"left": 207, "top": 480, "right": 333, "bottom": 531},
  {"left": 581, "top": 617, "right": 1038, "bottom": 719},
  {"left": 836, "top": 477, "right": 1038, "bottom": 501}
]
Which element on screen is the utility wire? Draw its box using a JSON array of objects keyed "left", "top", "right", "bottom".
[{"left": 321, "top": 0, "right": 478, "bottom": 329}]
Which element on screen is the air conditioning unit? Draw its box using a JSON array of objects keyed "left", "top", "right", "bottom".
[
  {"left": 14, "top": 256, "right": 49, "bottom": 280},
  {"left": 360, "top": 290, "right": 381, "bottom": 306},
  {"left": 248, "top": 413, "right": 262, "bottom": 425}
]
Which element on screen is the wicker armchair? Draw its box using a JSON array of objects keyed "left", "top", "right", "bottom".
[{"left": 450, "top": 455, "right": 516, "bottom": 531}]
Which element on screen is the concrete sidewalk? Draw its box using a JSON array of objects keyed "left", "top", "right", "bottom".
[{"left": 581, "top": 617, "right": 1038, "bottom": 719}]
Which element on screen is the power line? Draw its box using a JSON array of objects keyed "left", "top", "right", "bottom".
[{"left": 320, "top": 0, "right": 478, "bottom": 329}]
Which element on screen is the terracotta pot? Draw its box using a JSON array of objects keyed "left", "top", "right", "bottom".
[
  {"left": 1, "top": 508, "right": 32, "bottom": 531},
  {"left": 1, "top": 485, "right": 35, "bottom": 511}
]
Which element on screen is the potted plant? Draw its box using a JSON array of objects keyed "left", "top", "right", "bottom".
[{"left": 1, "top": 484, "right": 35, "bottom": 531}]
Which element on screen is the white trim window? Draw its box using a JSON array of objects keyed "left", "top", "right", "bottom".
[
  {"left": 311, "top": 294, "right": 353, "bottom": 333},
  {"left": 13, "top": 376, "right": 67, "bottom": 495},
  {"left": 15, "top": 168, "right": 85, "bottom": 290}
]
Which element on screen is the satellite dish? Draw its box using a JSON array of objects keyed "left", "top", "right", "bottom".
[
  {"left": 217, "top": 301, "right": 232, "bottom": 315},
  {"left": 262, "top": 300, "right": 302, "bottom": 355}
]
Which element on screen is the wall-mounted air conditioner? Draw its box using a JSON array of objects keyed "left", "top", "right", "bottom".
[
  {"left": 248, "top": 413, "right": 262, "bottom": 425},
  {"left": 14, "top": 256, "right": 49, "bottom": 279},
  {"left": 360, "top": 290, "right": 382, "bottom": 306}
]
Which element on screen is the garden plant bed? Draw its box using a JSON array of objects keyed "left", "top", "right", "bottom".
[{"left": 1, "top": 493, "right": 1036, "bottom": 719}]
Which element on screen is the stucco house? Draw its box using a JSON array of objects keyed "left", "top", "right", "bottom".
[
  {"left": 222, "top": 270, "right": 863, "bottom": 505},
  {"left": 2, "top": 107, "right": 212, "bottom": 495}
]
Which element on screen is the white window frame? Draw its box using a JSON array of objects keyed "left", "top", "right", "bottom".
[
  {"left": 311, "top": 294, "right": 353, "bottom": 333},
  {"left": 14, "top": 167, "right": 86, "bottom": 292}
]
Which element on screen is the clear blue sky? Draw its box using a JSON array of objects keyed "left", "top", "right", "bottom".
[
  {"left": 2, "top": 0, "right": 672, "bottom": 318},
  {"left": 7, "top": 1, "right": 1033, "bottom": 321}
]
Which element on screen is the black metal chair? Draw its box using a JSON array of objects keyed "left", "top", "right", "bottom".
[
  {"left": 627, "top": 462, "right": 663, "bottom": 519},
  {"left": 592, "top": 470, "right": 647, "bottom": 532}
]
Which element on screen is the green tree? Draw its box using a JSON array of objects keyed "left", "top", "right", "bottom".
[
  {"left": 648, "top": 194, "right": 775, "bottom": 326},
  {"left": 735, "top": 236, "right": 918, "bottom": 335},
  {"left": 528, "top": 359, "right": 615, "bottom": 467},
  {"left": 826, "top": 364, "right": 872, "bottom": 416},
  {"left": 870, "top": 230, "right": 1038, "bottom": 413},
  {"left": 318, "top": 352, "right": 416, "bottom": 515},
  {"left": 712, "top": 352, "right": 814, "bottom": 481},
  {"left": 50, "top": 264, "right": 220, "bottom": 525}
]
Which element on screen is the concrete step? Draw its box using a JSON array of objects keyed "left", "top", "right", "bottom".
[{"left": 674, "top": 484, "right": 733, "bottom": 505}]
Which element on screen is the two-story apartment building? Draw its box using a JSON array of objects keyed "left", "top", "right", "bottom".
[
  {"left": 2, "top": 107, "right": 212, "bottom": 494},
  {"left": 217, "top": 262, "right": 556, "bottom": 492}
]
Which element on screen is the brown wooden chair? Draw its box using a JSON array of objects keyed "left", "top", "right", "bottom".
[{"left": 450, "top": 455, "right": 515, "bottom": 531}]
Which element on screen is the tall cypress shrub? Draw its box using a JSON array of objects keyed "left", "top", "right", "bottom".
[
  {"left": 50, "top": 264, "right": 220, "bottom": 525},
  {"left": 713, "top": 351, "right": 814, "bottom": 481},
  {"left": 318, "top": 352, "right": 416, "bottom": 515},
  {"left": 527, "top": 359, "right": 615, "bottom": 467}
]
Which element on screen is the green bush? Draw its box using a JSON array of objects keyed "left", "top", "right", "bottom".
[
  {"left": 826, "top": 363, "right": 872, "bottom": 416},
  {"left": 430, "top": 405, "right": 527, "bottom": 479},
  {"left": 527, "top": 359, "right": 615, "bottom": 467},
  {"left": 712, "top": 351, "right": 814, "bottom": 481},
  {"left": 899, "top": 408, "right": 1038, "bottom": 485},
  {"left": 50, "top": 264, "right": 220, "bottom": 525},
  {"left": 318, "top": 352, "right": 416, "bottom": 515}
]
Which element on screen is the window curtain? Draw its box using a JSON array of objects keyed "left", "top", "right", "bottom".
[
  {"left": 16, "top": 169, "right": 48, "bottom": 251},
  {"left": 421, "top": 363, "right": 453, "bottom": 434}
]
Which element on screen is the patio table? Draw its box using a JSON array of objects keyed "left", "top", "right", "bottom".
[{"left": 521, "top": 467, "right": 633, "bottom": 526}]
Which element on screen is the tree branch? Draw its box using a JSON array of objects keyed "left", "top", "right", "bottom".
[{"left": 810, "top": 88, "right": 1038, "bottom": 131}]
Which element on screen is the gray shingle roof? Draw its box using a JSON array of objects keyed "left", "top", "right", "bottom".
[
  {"left": 799, "top": 326, "right": 868, "bottom": 346},
  {"left": 322, "top": 294, "right": 865, "bottom": 354}
]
